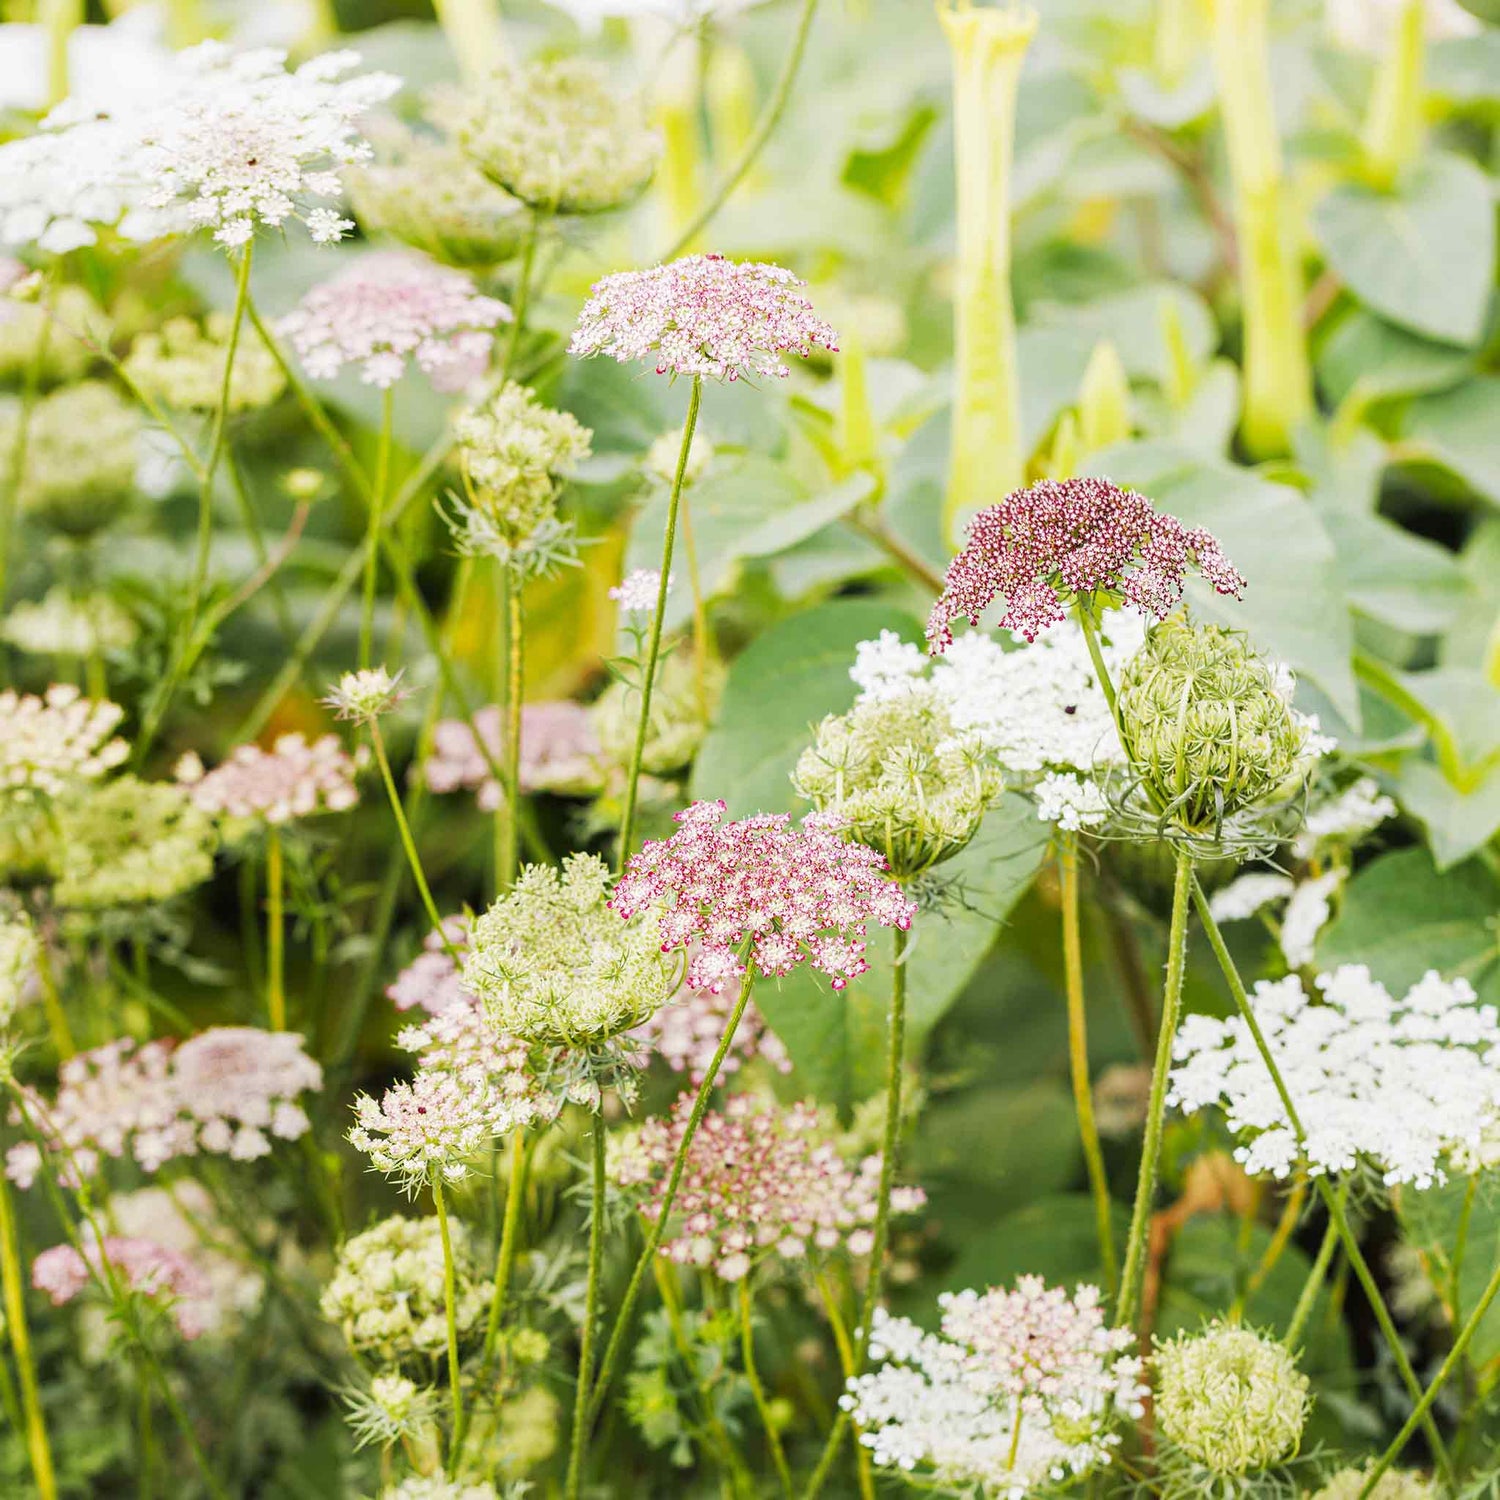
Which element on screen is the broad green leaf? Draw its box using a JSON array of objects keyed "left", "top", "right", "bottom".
[
  {"left": 1395, "top": 758, "right": 1500, "bottom": 870},
  {"left": 942, "top": 1194, "right": 1127, "bottom": 1294},
  {"left": 1316, "top": 309, "right": 1475, "bottom": 408},
  {"left": 1311, "top": 154, "right": 1495, "bottom": 347},
  {"left": 690, "top": 598, "right": 922, "bottom": 818},
  {"left": 1429, "top": 32, "right": 1500, "bottom": 104},
  {"left": 1395, "top": 1179, "right": 1500, "bottom": 1366},
  {"left": 1084, "top": 442, "right": 1360, "bottom": 723},
  {"left": 1401, "top": 376, "right": 1500, "bottom": 509},
  {"left": 1320, "top": 509, "right": 1470, "bottom": 635},
  {"left": 1316, "top": 846, "right": 1500, "bottom": 1000},
  {"left": 1441, "top": 518, "right": 1500, "bottom": 673},
  {"left": 755, "top": 797, "right": 1051, "bottom": 1108}
]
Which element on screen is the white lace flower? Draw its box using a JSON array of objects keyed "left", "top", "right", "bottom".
[
  {"left": 1208, "top": 873, "right": 1295, "bottom": 925},
  {"left": 1278, "top": 869, "right": 1343, "bottom": 969}
]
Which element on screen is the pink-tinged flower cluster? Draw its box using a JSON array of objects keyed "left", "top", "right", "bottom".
[
  {"left": 569, "top": 253, "right": 838, "bottom": 382},
  {"left": 182, "top": 733, "right": 358, "bottom": 824},
  {"left": 0, "top": 685, "right": 128, "bottom": 798},
  {"left": 926, "top": 477, "right": 1245, "bottom": 650},
  {"left": 609, "top": 568, "right": 669, "bottom": 615},
  {"left": 6, "top": 1027, "right": 322, "bottom": 1188},
  {"left": 613, "top": 1091, "right": 924, "bottom": 1281},
  {"left": 422, "top": 702, "right": 602, "bottom": 809},
  {"left": 278, "top": 250, "right": 511, "bottom": 391},
  {"left": 611, "top": 800, "right": 916, "bottom": 993},
  {"left": 387, "top": 916, "right": 474, "bottom": 1016},
  {"left": 632, "top": 979, "right": 791, "bottom": 1084},
  {"left": 34, "top": 1236, "right": 213, "bottom": 1339}
]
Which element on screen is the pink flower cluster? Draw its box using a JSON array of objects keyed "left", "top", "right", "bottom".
[
  {"left": 387, "top": 916, "right": 473, "bottom": 1015},
  {"left": 33, "top": 1236, "right": 212, "bottom": 1339},
  {"left": 7, "top": 1028, "right": 322, "bottom": 1188},
  {"left": 632, "top": 980, "right": 791, "bottom": 1084},
  {"left": 183, "top": 732, "right": 358, "bottom": 824},
  {"left": 938, "top": 1276, "right": 1138, "bottom": 1404},
  {"left": 611, "top": 800, "right": 916, "bottom": 993},
  {"left": 278, "top": 249, "right": 510, "bottom": 390},
  {"left": 422, "top": 701, "right": 601, "bottom": 809},
  {"left": 926, "top": 477, "right": 1245, "bottom": 650},
  {"left": 569, "top": 253, "right": 838, "bottom": 382},
  {"left": 614, "top": 1091, "right": 923, "bottom": 1281}
]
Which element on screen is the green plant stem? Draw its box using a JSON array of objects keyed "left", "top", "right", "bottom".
[
  {"left": 479, "top": 1127, "right": 528, "bottom": 1375},
  {"left": 432, "top": 1177, "right": 465, "bottom": 1475},
  {"left": 1235, "top": 1175, "right": 1307, "bottom": 1318},
  {"left": 1191, "top": 878, "right": 1454, "bottom": 1481},
  {"left": 618, "top": 374, "right": 702, "bottom": 870},
  {"left": 565, "top": 1119, "right": 608, "bottom": 1500},
  {"left": 503, "top": 212, "right": 542, "bottom": 378},
  {"left": 33, "top": 936, "right": 75, "bottom": 1060},
  {"left": 806, "top": 1273, "right": 874, "bottom": 1500},
  {"left": 1116, "top": 844, "right": 1192, "bottom": 1333},
  {"left": 135, "top": 1355, "right": 154, "bottom": 1500},
  {"left": 587, "top": 964, "right": 756, "bottom": 1425},
  {"left": 360, "top": 385, "right": 394, "bottom": 670},
  {"left": 265, "top": 824, "right": 286, "bottom": 1031},
  {"left": 1359, "top": 1254, "right": 1500, "bottom": 1498},
  {"left": 223, "top": 447, "right": 297, "bottom": 647},
  {"left": 662, "top": 0, "right": 821, "bottom": 260},
  {"left": 1450, "top": 1173, "right": 1478, "bottom": 1325},
  {"left": 1059, "top": 830, "right": 1118, "bottom": 1296},
  {"left": 1284, "top": 1183, "right": 1344, "bottom": 1350},
  {"left": 740, "top": 1278, "right": 794, "bottom": 1498},
  {"left": 498, "top": 565, "right": 524, "bottom": 892},
  {"left": 0, "top": 1173, "right": 57, "bottom": 1500}
]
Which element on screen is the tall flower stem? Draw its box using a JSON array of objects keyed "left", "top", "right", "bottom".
[
  {"left": 1116, "top": 844, "right": 1192, "bottom": 1333},
  {"left": 1210, "top": 0, "right": 1311, "bottom": 458},
  {"left": 1358, "top": 1256, "right": 1500, "bottom": 1498},
  {"left": 1191, "top": 878, "right": 1454, "bottom": 1481},
  {"left": 937, "top": 0, "right": 1036, "bottom": 550},
  {"left": 481, "top": 1128, "right": 528, "bottom": 1370},
  {"left": 1234, "top": 1175, "right": 1307, "bottom": 1317},
  {"left": 1362, "top": 0, "right": 1425, "bottom": 189},
  {"left": 662, "top": 0, "right": 822, "bottom": 261},
  {"left": 0, "top": 1174, "right": 58, "bottom": 1500},
  {"left": 617, "top": 374, "right": 702, "bottom": 869},
  {"left": 587, "top": 964, "right": 756, "bottom": 1425},
  {"left": 265, "top": 825, "right": 286, "bottom": 1032},
  {"left": 1284, "top": 1183, "right": 1343, "bottom": 1350},
  {"left": 359, "top": 386, "right": 394, "bottom": 671},
  {"left": 740, "top": 1278, "right": 794, "bottom": 1498},
  {"left": 679, "top": 493, "right": 712, "bottom": 715},
  {"left": 503, "top": 212, "right": 542, "bottom": 380},
  {"left": 565, "top": 1119, "right": 609, "bottom": 1500},
  {"left": 432, "top": 1177, "right": 465, "bottom": 1475},
  {"left": 1059, "top": 831, "right": 1118, "bottom": 1295},
  {"left": 497, "top": 565, "right": 524, "bottom": 892}
]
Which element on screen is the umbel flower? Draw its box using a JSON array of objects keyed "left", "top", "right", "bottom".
[
  {"left": 0, "top": 381, "right": 141, "bottom": 536},
  {"left": 386, "top": 1479, "right": 499, "bottom": 1500},
  {"left": 33, "top": 1235, "right": 212, "bottom": 1340},
  {"left": 6, "top": 1027, "right": 322, "bottom": 1188},
  {"left": 592, "top": 652, "right": 723, "bottom": 777},
  {"left": 609, "top": 799, "right": 917, "bottom": 994},
  {"left": 279, "top": 251, "right": 510, "bottom": 391},
  {"left": 48, "top": 776, "right": 218, "bottom": 909},
  {"left": 182, "top": 733, "right": 358, "bottom": 826},
  {"left": 926, "top": 477, "right": 1244, "bottom": 650},
  {"left": 1115, "top": 618, "right": 1330, "bottom": 852},
  {"left": 841, "top": 1278, "right": 1146, "bottom": 1497},
  {"left": 793, "top": 687, "right": 1001, "bottom": 877},
  {"left": 463, "top": 853, "right": 679, "bottom": 1048},
  {"left": 1154, "top": 1322, "right": 1310, "bottom": 1478},
  {"left": 612, "top": 1091, "right": 924, "bottom": 1281},
  {"left": 2, "top": 588, "right": 139, "bottom": 659},
  {"left": 323, "top": 666, "right": 408, "bottom": 723},
  {"left": 348, "top": 122, "right": 529, "bottom": 269},
  {"left": 320, "top": 1214, "right": 485, "bottom": 1364},
  {"left": 456, "top": 58, "right": 660, "bottom": 215},
  {"left": 1168, "top": 965, "right": 1500, "bottom": 1187},
  {"left": 0, "top": 686, "right": 127, "bottom": 801},
  {"left": 630, "top": 978, "right": 792, "bottom": 1084},
  {"left": 569, "top": 254, "right": 839, "bottom": 381},
  {"left": 1312, "top": 1465, "right": 1437, "bottom": 1499},
  {"left": 124, "top": 314, "right": 286, "bottom": 412},
  {"left": 423, "top": 701, "right": 603, "bottom": 808}
]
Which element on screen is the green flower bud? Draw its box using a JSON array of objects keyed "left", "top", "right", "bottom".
[
  {"left": 1155, "top": 1322, "right": 1309, "bottom": 1477},
  {"left": 124, "top": 315, "right": 284, "bottom": 413},
  {"left": 1118, "top": 618, "right": 1318, "bottom": 840},
  {"left": 792, "top": 690, "right": 1002, "bottom": 878},
  {"left": 1312, "top": 1465, "right": 1437, "bottom": 1500}
]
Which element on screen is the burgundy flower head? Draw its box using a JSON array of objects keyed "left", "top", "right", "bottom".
[
  {"left": 609, "top": 799, "right": 916, "bottom": 993},
  {"left": 926, "top": 477, "right": 1245, "bottom": 652}
]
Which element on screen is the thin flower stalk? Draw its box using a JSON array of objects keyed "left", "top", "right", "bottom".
[
  {"left": 430, "top": 1177, "right": 465, "bottom": 1475},
  {"left": 1059, "top": 831, "right": 1117, "bottom": 1296},
  {"left": 1116, "top": 845, "right": 1192, "bottom": 1333},
  {"left": 266, "top": 825, "right": 286, "bottom": 1032},
  {"left": 740, "top": 1277, "right": 794, "bottom": 1498},
  {"left": 0, "top": 1172, "right": 58, "bottom": 1500},
  {"left": 565, "top": 1121, "right": 608, "bottom": 1500},
  {"left": 359, "top": 386, "right": 394, "bottom": 671},
  {"left": 1284, "top": 1184, "right": 1343, "bottom": 1350},
  {"left": 617, "top": 374, "right": 702, "bottom": 868},
  {"left": 481, "top": 1128, "right": 527, "bottom": 1368},
  {"left": 497, "top": 565, "right": 524, "bottom": 892},
  {"left": 1234, "top": 1176, "right": 1307, "bottom": 1316},
  {"left": 1190, "top": 878, "right": 1455, "bottom": 1482}
]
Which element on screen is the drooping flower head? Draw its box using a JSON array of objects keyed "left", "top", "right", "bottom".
[
  {"left": 1154, "top": 1322, "right": 1309, "bottom": 1477},
  {"left": 125, "top": 314, "right": 286, "bottom": 412},
  {"left": 7, "top": 1027, "right": 322, "bottom": 1188},
  {"left": 1169, "top": 965, "right": 1500, "bottom": 1187},
  {"left": 611, "top": 1091, "right": 924, "bottom": 1281},
  {"left": 279, "top": 250, "right": 509, "bottom": 391},
  {"left": 463, "top": 853, "right": 679, "bottom": 1048},
  {"left": 0, "top": 686, "right": 127, "bottom": 802},
  {"left": 183, "top": 733, "right": 358, "bottom": 825},
  {"left": 610, "top": 800, "right": 917, "bottom": 993},
  {"left": 842, "top": 1278, "right": 1146, "bottom": 1498},
  {"left": 569, "top": 254, "right": 838, "bottom": 382},
  {"left": 320, "top": 1214, "right": 486, "bottom": 1363},
  {"left": 457, "top": 58, "right": 660, "bottom": 215},
  {"left": 926, "top": 477, "right": 1244, "bottom": 651},
  {"left": 34, "top": 1235, "right": 212, "bottom": 1339}
]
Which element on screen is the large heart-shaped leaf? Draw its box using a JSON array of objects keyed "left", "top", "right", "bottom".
[{"left": 1401, "top": 377, "right": 1500, "bottom": 509}]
